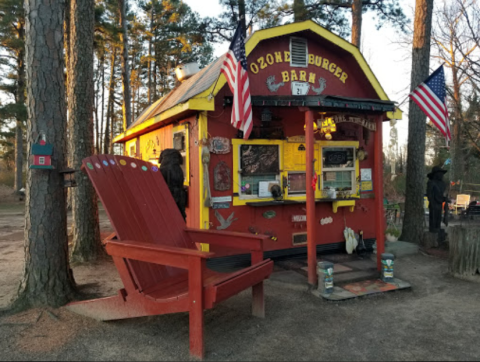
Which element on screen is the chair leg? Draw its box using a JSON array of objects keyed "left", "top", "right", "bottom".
[
  {"left": 189, "top": 258, "right": 204, "bottom": 360},
  {"left": 252, "top": 282, "right": 265, "bottom": 318},
  {"left": 250, "top": 251, "right": 265, "bottom": 318}
]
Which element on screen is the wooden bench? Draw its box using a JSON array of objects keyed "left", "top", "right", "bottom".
[{"left": 66, "top": 155, "right": 274, "bottom": 359}]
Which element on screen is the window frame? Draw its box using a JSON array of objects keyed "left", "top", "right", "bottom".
[
  {"left": 172, "top": 124, "right": 190, "bottom": 186},
  {"left": 319, "top": 142, "right": 359, "bottom": 198},
  {"left": 232, "top": 139, "right": 283, "bottom": 205}
]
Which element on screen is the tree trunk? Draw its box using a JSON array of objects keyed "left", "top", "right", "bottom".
[
  {"left": 94, "top": 57, "right": 100, "bottom": 154},
  {"left": 68, "top": 0, "right": 101, "bottom": 263},
  {"left": 351, "top": 0, "right": 363, "bottom": 48},
  {"left": 100, "top": 52, "right": 105, "bottom": 153},
  {"left": 14, "top": 122, "right": 23, "bottom": 193},
  {"left": 238, "top": 0, "right": 246, "bottom": 34},
  {"left": 450, "top": 66, "right": 464, "bottom": 183},
  {"left": 14, "top": 24, "right": 26, "bottom": 194},
  {"left": 118, "top": 0, "right": 132, "bottom": 132},
  {"left": 17, "top": 0, "right": 75, "bottom": 309},
  {"left": 401, "top": 0, "right": 434, "bottom": 244},
  {"left": 148, "top": 8, "right": 153, "bottom": 104},
  {"left": 293, "top": 0, "right": 308, "bottom": 22},
  {"left": 109, "top": 109, "right": 115, "bottom": 154},
  {"left": 104, "top": 48, "right": 116, "bottom": 154}
]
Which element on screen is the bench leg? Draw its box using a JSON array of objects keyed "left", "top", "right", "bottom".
[
  {"left": 252, "top": 282, "right": 265, "bottom": 318},
  {"left": 251, "top": 250, "right": 265, "bottom": 318},
  {"left": 189, "top": 257, "right": 204, "bottom": 360}
]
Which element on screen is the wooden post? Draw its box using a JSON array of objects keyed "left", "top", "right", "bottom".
[
  {"left": 306, "top": 110, "right": 317, "bottom": 286},
  {"left": 374, "top": 116, "right": 385, "bottom": 271}
]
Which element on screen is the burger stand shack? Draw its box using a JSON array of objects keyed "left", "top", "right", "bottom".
[{"left": 112, "top": 20, "right": 401, "bottom": 286}]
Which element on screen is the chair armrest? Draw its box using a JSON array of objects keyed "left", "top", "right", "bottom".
[
  {"left": 102, "top": 232, "right": 117, "bottom": 245},
  {"left": 185, "top": 228, "right": 269, "bottom": 251},
  {"left": 106, "top": 240, "right": 215, "bottom": 269}
]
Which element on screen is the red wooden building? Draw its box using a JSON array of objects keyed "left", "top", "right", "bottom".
[{"left": 113, "top": 21, "right": 401, "bottom": 284}]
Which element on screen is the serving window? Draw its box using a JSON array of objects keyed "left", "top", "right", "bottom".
[
  {"left": 232, "top": 139, "right": 359, "bottom": 205},
  {"left": 321, "top": 146, "right": 356, "bottom": 193}
]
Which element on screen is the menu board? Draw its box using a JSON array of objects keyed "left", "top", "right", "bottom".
[{"left": 240, "top": 145, "right": 279, "bottom": 175}]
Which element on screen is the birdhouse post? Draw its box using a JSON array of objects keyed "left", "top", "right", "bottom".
[{"left": 30, "top": 133, "right": 54, "bottom": 169}]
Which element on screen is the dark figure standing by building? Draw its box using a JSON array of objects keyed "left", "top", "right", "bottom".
[
  {"left": 159, "top": 149, "right": 187, "bottom": 221},
  {"left": 426, "top": 166, "right": 448, "bottom": 233}
]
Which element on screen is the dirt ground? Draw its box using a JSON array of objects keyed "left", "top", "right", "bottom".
[{"left": 1, "top": 187, "right": 480, "bottom": 361}]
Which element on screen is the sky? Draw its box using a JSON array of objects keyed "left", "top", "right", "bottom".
[{"left": 184, "top": 0, "right": 419, "bottom": 150}]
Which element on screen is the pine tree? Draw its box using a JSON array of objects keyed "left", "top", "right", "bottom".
[
  {"left": 68, "top": 0, "right": 101, "bottom": 263},
  {"left": 401, "top": 0, "right": 434, "bottom": 243},
  {"left": 15, "top": 0, "right": 75, "bottom": 309},
  {"left": 0, "top": 0, "right": 27, "bottom": 193}
]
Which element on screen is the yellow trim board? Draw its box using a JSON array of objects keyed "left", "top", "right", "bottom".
[{"left": 198, "top": 112, "right": 210, "bottom": 251}]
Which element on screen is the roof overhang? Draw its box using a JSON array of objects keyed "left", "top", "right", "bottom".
[{"left": 112, "top": 98, "right": 214, "bottom": 144}]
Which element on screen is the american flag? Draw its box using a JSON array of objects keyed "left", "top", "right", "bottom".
[
  {"left": 410, "top": 65, "right": 451, "bottom": 142},
  {"left": 220, "top": 23, "right": 253, "bottom": 139}
]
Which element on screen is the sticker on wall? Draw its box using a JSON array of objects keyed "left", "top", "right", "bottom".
[
  {"left": 291, "top": 81, "right": 310, "bottom": 95},
  {"left": 263, "top": 210, "right": 276, "bottom": 219},
  {"left": 211, "top": 196, "right": 232, "bottom": 203},
  {"left": 361, "top": 180, "right": 373, "bottom": 191},
  {"left": 311, "top": 78, "right": 327, "bottom": 95},
  {"left": 212, "top": 202, "right": 230, "bottom": 209},
  {"left": 209, "top": 137, "right": 231, "bottom": 154},
  {"left": 214, "top": 161, "right": 231, "bottom": 191},
  {"left": 320, "top": 217, "right": 333, "bottom": 225},
  {"left": 215, "top": 210, "right": 238, "bottom": 230},
  {"left": 292, "top": 215, "right": 307, "bottom": 222},
  {"left": 266, "top": 75, "right": 285, "bottom": 93},
  {"left": 264, "top": 230, "right": 278, "bottom": 241}
]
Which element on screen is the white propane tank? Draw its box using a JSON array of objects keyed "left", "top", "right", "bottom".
[{"left": 175, "top": 62, "right": 200, "bottom": 82}]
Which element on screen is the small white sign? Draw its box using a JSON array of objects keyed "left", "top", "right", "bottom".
[
  {"left": 292, "top": 215, "right": 307, "bottom": 222},
  {"left": 211, "top": 196, "right": 232, "bottom": 203},
  {"left": 291, "top": 81, "right": 310, "bottom": 96},
  {"left": 258, "top": 181, "right": 280, "bottom": 198},
  {"left": 361, "top": 168, "right": 372, "bottom": 181}
]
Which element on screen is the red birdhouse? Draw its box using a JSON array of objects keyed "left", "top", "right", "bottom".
[{"left": 30, "top": 135, "right": 54, "bottom": 169}]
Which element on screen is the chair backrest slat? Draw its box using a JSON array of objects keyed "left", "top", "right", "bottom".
[
  {"left": 83, "top": 155, "right": 195, "bottom": 292},
  {"left": 456, "top": 194, "right": 471, "bottom": 207}
]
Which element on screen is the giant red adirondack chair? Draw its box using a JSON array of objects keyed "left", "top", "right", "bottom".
[{"left": 66, "top": 155, "right": 274, "bottom": 359}]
